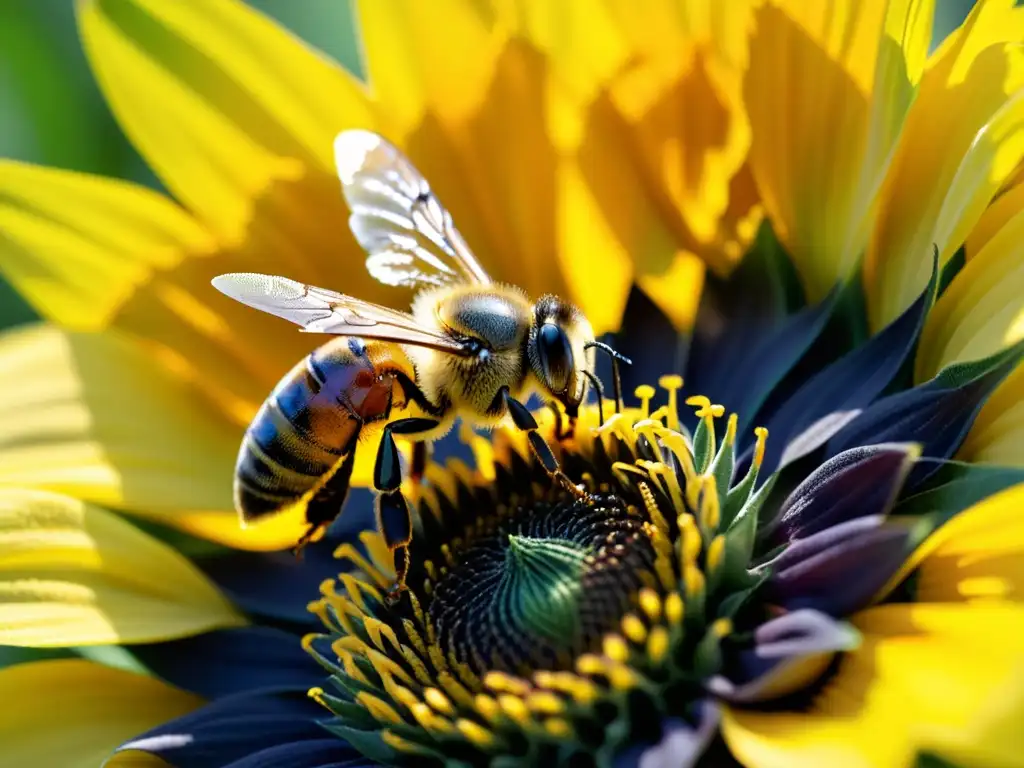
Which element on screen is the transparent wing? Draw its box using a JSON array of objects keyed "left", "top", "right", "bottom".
[
  {"left": 211, "top": 273, "right": 467, "bottom": 353},
  {"left": 334, "top": 130, "right": 491, "bottom": 288}
]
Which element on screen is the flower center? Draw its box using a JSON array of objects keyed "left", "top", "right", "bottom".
[
  {"left": 430, "top": 493, "right": 655, "bottom": 673},
  {"left": 305, "top": 377, "right": 778, "bottom": 765}
]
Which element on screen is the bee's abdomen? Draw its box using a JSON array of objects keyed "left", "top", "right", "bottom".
[{"left": 234, "top": 343, "right": 379, "bottom": 522}]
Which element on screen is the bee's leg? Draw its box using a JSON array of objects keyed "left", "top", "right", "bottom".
[
  {"left": 374, "top": 417, "right": 441, "bottom": 592},
  {"left": 501, "top": 390, "right": 588, "bottom": 500}
]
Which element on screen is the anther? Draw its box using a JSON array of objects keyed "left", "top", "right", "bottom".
[
  {"left": 753, "top": 426, "right": 769, "bottom": 467},
  {"left": 658, "top": 374, "right": 683, "bottom": 430},
  {"left": 635, "top": 384, "right": 656, "bottom": 419}
]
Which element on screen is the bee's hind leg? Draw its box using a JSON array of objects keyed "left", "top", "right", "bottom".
[
  {"left": 502, "top": 390, "right": 588, "bottom": 501},
  {"left": 374, "top": 417, "right": 440, "bottom": 592}
]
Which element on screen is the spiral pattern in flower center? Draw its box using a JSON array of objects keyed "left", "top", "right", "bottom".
[{"left": 430, "top": 493, "right": 655, "bottom": 674}]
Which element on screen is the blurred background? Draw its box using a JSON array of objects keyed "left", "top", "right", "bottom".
[{"left": 0, "top": 0, "right": 977, "bottom": 329}]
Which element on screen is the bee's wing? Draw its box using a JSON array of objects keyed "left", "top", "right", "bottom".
[
  {"left": 212, "top": 273, "right": 468, "bottom": 353},
  {"left": 334, "top": 130, "right": 492, "bottom": 288}
]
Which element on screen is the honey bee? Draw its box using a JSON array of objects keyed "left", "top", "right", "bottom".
[{"left": 212, "top": 130, "right": 628, "bottom": 585}]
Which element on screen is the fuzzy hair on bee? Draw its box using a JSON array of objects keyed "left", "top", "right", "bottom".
[{"left": 210, "top": 129, "right": 628, "bottom": 579}]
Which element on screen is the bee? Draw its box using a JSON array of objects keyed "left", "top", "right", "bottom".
[{"left": 212, "top": 130, "right": 628, "bottom": 586}]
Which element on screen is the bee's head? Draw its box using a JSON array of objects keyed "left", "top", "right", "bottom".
[{"left": 529, "top": 296, "right": 594, "bottom": 417}]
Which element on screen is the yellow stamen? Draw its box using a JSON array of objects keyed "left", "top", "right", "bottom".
[
  {"left": 473, "top": 694, "right": 502, "bottom": 725},
  {"left": 498, "top": 694, "right": 532, "bottom": 726},
  {"left": 658, "top": 374, "right": 684, "bottom": 430},
  {"left": 665, "top": 592, "right": 685, "bottom": 626},
  {"left": 679, "top": 514, "right": 702, "bottom": 565},
  {"left": 635, "top": 384, "right": 656, "bottom": 418},
  {"left": 603, "top": 634, "right": 630, "bottom": 662},
  {"left": 363, "top": 616, "right": 401, "bottom": 653},
  {"left": 725, "top": 413, "right": 738, "bottom": 445},
  {"left": 754, "top": 426, "right": 769, "bottom": 467},
  {"left": 437, "top": 671, "right": 476, "bottom": 710},
  {"left": 332, "top": 544, "right": 389, "bottom": 589},
  {"left": 484, "top": 671, "right": 531, "bottom": 697},
  {"left": 399, "top": 645, "right": 433, "bottom": 686},
  {"left": 357, "top": 692, "right": 403, "bottom": 724},
  {"left": 638, "top": 588, "right": 662, "bottom": 622},
  {"left": 707, "top": 534, "right": 726, "bottom": 574},
  {"left": 424, "top": 687, "right": 455, "bottom": 716},
  {"left": 308, "top": 686, "right": 326, "bottom": 706},
  {"left": 457, "top": 719, "right": 496, "bottom": 747},
  {"left": 607, "top": 663, "right": 639, "bottom": 690},
  {"left": 382, "top": 730, "right": 424, "bottom": 753},
  {"left": 544, "top": 718, "right": 573, "bottom": 738},
  {"left": 621, "top": 614, "right": 647, "bottom": 644},
  {"left": 699, "top": 476, "right": 721, "bottom": 532},
  {"left": 526, "top": 691, "right": 565, "bottom": 715},
  {"left": 712, "top": 617, "right": 733, "bottom": 638},
  {"left": 647, "top": 626, "right": 670, "bottom": 664},
  {"left": 685, "top": 564, "right": 706, "bottom": 600},
  {"left": 576, "top": 654, "right": 606, "bottom": 676}
]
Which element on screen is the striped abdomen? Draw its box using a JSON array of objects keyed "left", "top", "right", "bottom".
[{"left": 234, "top": 337, "right": 398, "bottom": 528}]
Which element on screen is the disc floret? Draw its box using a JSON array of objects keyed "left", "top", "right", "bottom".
[{"left": 304, "top": 378, "right": 779, "bottom": 764}]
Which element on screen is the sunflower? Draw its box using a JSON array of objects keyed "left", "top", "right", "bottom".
[{"left": 1, "top": 0, "right": 1023, "bottom": 767}]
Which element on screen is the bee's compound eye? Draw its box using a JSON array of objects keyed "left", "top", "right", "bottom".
[{"left": 537, "top": 322, "right": 573, "bottom": 394}]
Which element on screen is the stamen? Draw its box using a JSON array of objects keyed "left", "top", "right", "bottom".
[
  {"left": 753, "top": 426, "right": 769, "bottom": 468},
  {"left": 634, "top": 384, "right": 655, "bottom": 419},
  {"left": 658, "top": 375, "right": 684, "bottom": 430}
]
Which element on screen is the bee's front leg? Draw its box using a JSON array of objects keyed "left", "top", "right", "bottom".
[
  {"left": 501, "top": 389, "right": 588, "bottom": 501},
  {"left": 374, "top": 416, "right": 440, "bottom": 593}
]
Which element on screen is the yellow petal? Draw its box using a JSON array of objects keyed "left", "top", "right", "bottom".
[
  {"left": 722, "top": 602, "right": 1024, "bottom": 768},
  {"left": 864, "top": 0, "right": 1024, "bottom": 328},
  {"left": 0, "top": 488, "right": 245, "bottom": 646},
  {"left": 356, "top": 1, "right": 580, "bottom": 308},
  {"left": 958, "top": 362, "right": 1024, "bottom": 465},
  {"left": 965, "top": 166, "right": 1024, "bottom": 261},
  {"left": 601, "top": 0, "right": 760, "bottom": 274},
  {"left": 0, "top": 324, "right": 307, "bottom": 551},
  {"left": 78, "top": 0, "right": 372, "bottom": 246},
  {"left": 914, "top": 195, "right": 1024, "bottom": 380},
  {"left": 0, "top": 160, "right": 213, "bottom": 331},
  {"left": 745, "top": 0, "right": 901, "bottom": 300},
  {"left": 0, "top": 659, "right": 201, "bottom": 768},
  {"left": 881, "top": 481, "right": 1024, "bottom": 602},
  {"left": 0, "top": 158, "right": 352, "bottom": 429}
]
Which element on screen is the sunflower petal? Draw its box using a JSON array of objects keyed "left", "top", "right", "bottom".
[
  {"left": 0, "top": 488, "right": 245, "bottom": 646},
  {"left": 958, "top": 363, "right": 1024, "bottom": 466},
  {"left": 128, "top": 627, "right": 322, "bottom": 698},
  {"left": 0, "top": 160, "right": 213, "bottom": 331},
  {"left": 759, "top": 261, "right": 935, "bottom": 473},
  {"left": 0, "top": 159, "right": 335, "bottom": 422},
  {"left": 915, "top": 198, "right": 1024, "bottom": 380},
  {"left": 864, "top": 0, "right": 1024, "bottom": 328},
  {"left": 115, "top": 690, "right": 340, "bottom": 768},
  {"left": 78, "top": 0, "right": 372, "bottom": 244},
  {"left": 826, "top": 341, "right": 1023, "bottom": 474},
  {"left": 765, "top": 443, "right": 918, "bottom": 544},
  {"left": 0, "top": 659, "right": 201, "bottom": 768},
  {"left": 722, "top": 602, "right": 1024, "bottom": 768},
  {"left": 882, "top": 481, "right": 1024, "bottom": 603},
  {"left": 744, "top": 0, "right": 905, "bottom": 300},
  {"left": 0, "top": 324, "right": 310, "bottom": 550}
]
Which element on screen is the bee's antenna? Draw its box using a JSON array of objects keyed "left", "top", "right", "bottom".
[
  {"left": 585, "top": 341, "right": 632, "bottom": 414},
  {"left": 582, "top": 369, "right": 606, "bottom": 425}
]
